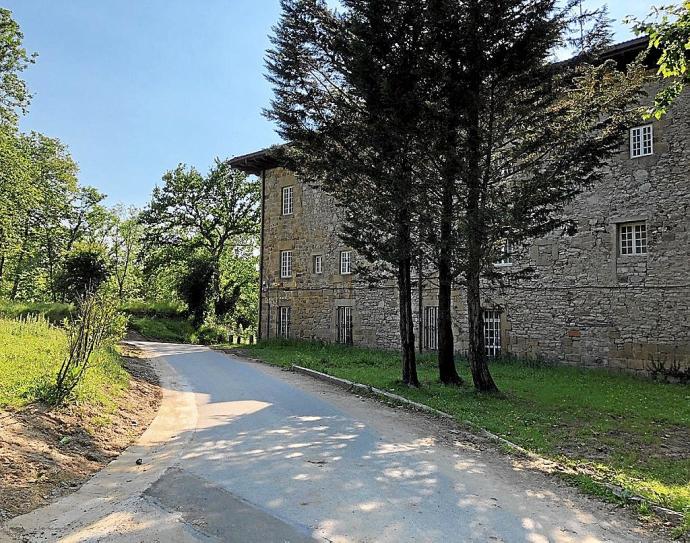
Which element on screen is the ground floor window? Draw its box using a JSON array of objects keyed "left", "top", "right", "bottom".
[
  {"left": 278, "top": 306, "right": 291, "bottom": 338},
  {"left": 337, "top": 306, "right": 353, "bottom": 345},
  {"left": 484, "top": 310, "right": 501, "bottom": 357},
  {"left": 424, "top": 306, "right": 438, "bottom": 350}
]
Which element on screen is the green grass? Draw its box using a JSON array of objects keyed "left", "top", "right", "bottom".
[
  {"left": 118, "top": 300, "right": 187, "bottom": 319},
  {"left": 0, "top": 300, "right": 73, "bottom": 323},
  {"left": 129, "top": 316, "right": 196, "bottom": 343},
  {"left": 227, "top": 339, "right": 690, "bottom": 518},
  {"left": 0, "top": 316, "right": 129, "bottom": 408}
]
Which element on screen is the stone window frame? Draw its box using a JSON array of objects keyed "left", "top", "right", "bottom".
[
  {"left": 280, "top": 250, "right": 293, "bottom": 278},
  {"left": 618, "top": 221, "right": 648, "bottom": 256},
  {"left": 313, "top": 254, "right": 323, "bottom": 274},
  {"left": 340, "top": 250, "right": 352, "bottom": 275},
  {"left": 281, "top": 186, "right": 294, "bottom": 216},
  {"left": 630, "top": 124, "right": 653, "bottom": 159}
]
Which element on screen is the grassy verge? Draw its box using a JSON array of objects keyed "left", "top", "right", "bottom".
[
  {"left": 128, "top": 316, "right": 196, "bottom": 343},
  {"left": 0, "top": 316, "right": 129, "bottom": 409},
  {"left": 0, "top": 300, "right": 72, "bottom": 323},
  {"left": 223, "top": 339, "right": 690, "bottom": 521}
]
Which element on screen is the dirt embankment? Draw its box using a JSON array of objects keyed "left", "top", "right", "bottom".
[{"left": 0, "top": 348, "right": 161, "bottom": 521}]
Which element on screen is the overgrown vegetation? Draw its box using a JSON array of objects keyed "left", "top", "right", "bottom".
[
  {"left": 0, "top": 315, "right": 128, "bottom": 408},
  {"left": 231, "top": 340, "right": 690, "bottom": 518}
]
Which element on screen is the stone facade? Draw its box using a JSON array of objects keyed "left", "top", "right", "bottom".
[{"left": 233, "top": 88, "right": 689, "bottom": 374}]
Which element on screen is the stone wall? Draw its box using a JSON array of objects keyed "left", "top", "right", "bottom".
[{"left": 259, "top": 89, "right": 690, "bottom": 373}]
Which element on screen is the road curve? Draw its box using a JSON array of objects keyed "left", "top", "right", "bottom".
[{"left": 1, "top": 343, "right": 657, "bottom": 543}]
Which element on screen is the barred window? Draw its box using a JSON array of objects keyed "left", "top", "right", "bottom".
[
  {"left": 484, "top": 310, "right": 501, "bottom": 357},
  {"left": 630, "top": 125, "right": 653, "bottom": 158},
  {"left": 313, "top": 255, "right": 323, "bottom": 274},
  {"left": 337, "top": 306, "right": 353, "bottom": 345},
  {"left": 340, "top": 251, "right": 352, "bottom": 275},
  {"left": 424, "top": 306, "right": 438, "bottom": 351},
  {"left": 282, "top": 186, "right": 294, "bottom": 215},
  {"left": 280, "top": 250, "right": 292, "bottom": 278},
  {"left": 619, "top": 222, "right": 647, "bottom": 255},
  {"left": 278, "top": 306, "right": 291, "bottom": 338}
]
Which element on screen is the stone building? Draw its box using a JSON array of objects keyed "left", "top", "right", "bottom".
[{"left": 230, "top": 38, "right": 689, "bottom": 373}]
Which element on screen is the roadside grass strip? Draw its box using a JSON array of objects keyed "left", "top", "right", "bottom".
[{"left": 218, "top": 339, "right": 690, "bottom": 526}]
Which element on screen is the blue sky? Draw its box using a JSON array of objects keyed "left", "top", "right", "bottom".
[{"left": 7, "top": 0, "right": 653, "bottom": 207}]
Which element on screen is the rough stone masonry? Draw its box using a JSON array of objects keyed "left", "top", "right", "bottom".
[{"left": 231, "top": 44, "right": 689, "bottom": 375}]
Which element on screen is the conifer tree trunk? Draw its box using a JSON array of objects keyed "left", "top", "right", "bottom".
[
  {"left": 438, "top": 174, "right": 463, "bottom": 385},
  {"left": 396, "top": 212, "right": 419, "bottom": 387},
  {"left": 397, "top": 256, "right": 419, "bottom": 387}
]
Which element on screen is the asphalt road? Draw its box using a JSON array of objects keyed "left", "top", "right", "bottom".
[{"left": 1, "top": 343, "right": 657, "bottom": 543}]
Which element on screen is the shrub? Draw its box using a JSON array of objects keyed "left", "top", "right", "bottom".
[
  {"left": 192, "top": 322, "right": 228, "bottom": 345},
  {"left": 50, "top": 291, "right": 126, "bottom": 405}
]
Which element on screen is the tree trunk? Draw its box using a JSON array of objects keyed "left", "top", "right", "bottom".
[
  {"left": 417, "top": 254, "right": 423, "bottom": 354},
  {"left": 466, "top": 264, "right": 498, "bottom": 392},
  {"left": 0, "top": 253, "right": 5, "bottom": 291},
  {"left": 437, "top": 179, "right": 463, "bottom": 385},
  {"left": 10, "top": 222, "right": 30, "bottom": 300},
  {"left": 397, "top": 257, "right": 419, "bottom": 387}
]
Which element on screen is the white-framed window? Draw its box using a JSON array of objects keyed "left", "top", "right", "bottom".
[
  {"left": 619, "top": 222, "right": 647, "bottom": 255},
  {"left": 424, "top": 306, "right": 438, "bottom": 351},
  {"left": 313, "top": 255, "right": 323, "bottom": 274},
  {"left": 278, "top": 306, "right": 291, "bottom": 338},
  {"left": 280, "top": 250, "right": 293, "bottom": 278},
  {"left": 495, "top": 240, "right": 513, "bottom": 267},
  {"left": 337, "top": 306, "right": 353, "bottom": 345},
  {"left": 340, "top": 251, "right": 352, "bottom": 275},
  {"left": 630, "top": 125, "right": 653, "bottom": 158},
  {"left": 484, "top": 310, "right": 501, "bottom": 357},
  {"left": 282, "top": 186, "right": 294, "bottom": 215}
]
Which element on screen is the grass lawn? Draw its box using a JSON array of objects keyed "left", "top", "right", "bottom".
[
  {"left": 0, "top": 316, "right": 129, "bottom": 409},
  {"left": 225, "top": 339, "right": 690, "bottom": 520}
]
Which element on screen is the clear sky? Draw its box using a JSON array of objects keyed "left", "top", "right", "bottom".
[{"left": 6, "top": 0, "right": 654, "bottom": 207}]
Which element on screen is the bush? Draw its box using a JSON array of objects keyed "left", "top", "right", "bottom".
[
  {"left": 55, "top": 246, "right": 110, "bottom": 302},
  {"left": 192, "top": 322, "right": 228, "bottom": 345},
  {"left": 51, "top": 291, "right": 126, "bottom": 406}
]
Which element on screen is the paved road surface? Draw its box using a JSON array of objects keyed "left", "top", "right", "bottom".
[{"left": 1, "top": 343, "right": 656, "bottom": 542}]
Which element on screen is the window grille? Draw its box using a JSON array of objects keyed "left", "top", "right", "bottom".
[
  {"left": 424, "top": 306, "right": 439, "bottom": 351},
  {"left": 630, "top": 125, "right": 653, "bottom": 158},
  {"left": 313, "top": 255, "right": 323, "bottom": 274},
  {"left": 282, "top": 186, "right": 294, "bottom": 215},
  {"left": 337, "top": 306, "right": 353, "bottom": 345},
  {"left": 484, "top": 310, "right": 501, "bottom": 357},
  {"left": 278, "top": 306, "right": 291, "bottom": 338},
  {"left": 619, "top": 222, "right": 647, "bottom": 255},
  {"left": 280, "top": 250, "right": 292, "bottom": 278}
]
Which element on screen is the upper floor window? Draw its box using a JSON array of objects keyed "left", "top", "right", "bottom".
[
  {"left": 340, "top": 251, "right": 352, "bottom": 275},
  {"left": 630, "top": 125, "right": 653, "bottom": 158},
  {"left": 619, "top": 222, "right": 647, "bottom": 255},
  {"left": 313, "top": 255, "right": 323, "bottom": 274},
  {"left": 280, "top": 250, "right": 293, "bottom": 278},
  {"left": 495, "top": 240, "right": 513, "bottom": 267},
  {"left": 282, "top": 186, "right": 294, "bottom": 215}
]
